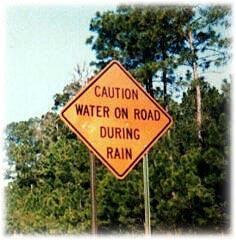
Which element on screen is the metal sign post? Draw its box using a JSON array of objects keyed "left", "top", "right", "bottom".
[
  {"left": 143, "top": 153, "right": 151, "bottom": 234},
  {"left": 60, "top": 60, "right": 173, "bottom": 234},
  {"left": 89, "top": 152, "right": 97, "bottom": 234}
]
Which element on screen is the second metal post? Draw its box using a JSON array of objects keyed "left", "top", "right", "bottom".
[
  {"left": 89, "top": 152, "right": 97, "bottom": 234},
  {"left": 143, "top": 152, "right": 151, "bottom": 235}
]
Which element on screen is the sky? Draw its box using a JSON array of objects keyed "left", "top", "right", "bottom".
[
  {"left": 5, "top": 4, "right": 116, "bottom": 124},
  {"left": 4, "top": 3, "right": 232, "bottom": 125}
]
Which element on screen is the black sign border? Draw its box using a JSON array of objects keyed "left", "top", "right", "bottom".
[{"left": 61, "top": 61, "right": 172, "bottom": 179}]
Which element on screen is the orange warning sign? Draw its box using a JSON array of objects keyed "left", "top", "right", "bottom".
[{"left": 60, "top": 60, "right": 173, "bottom": 179}]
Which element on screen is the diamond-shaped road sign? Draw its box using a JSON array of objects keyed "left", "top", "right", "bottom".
[{"left": 60, "top": 60, "right": 173, "bottom": 179}]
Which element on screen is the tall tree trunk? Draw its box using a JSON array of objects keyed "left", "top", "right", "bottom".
[
  {"left": 162, "top": 67, "right": 167, "bottom": 108},
  {"left": 148, "top": 76, "right": 154, "bottom": 98},
  {"left": 161, "top": 48, "right": 168, "bottom": 110},
  {"left": 188, "top": 30, "right": 202, "bottom": 141}
]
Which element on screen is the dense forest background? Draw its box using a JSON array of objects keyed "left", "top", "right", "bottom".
[{"left": 5, "top": 5, "right": 231, "bottom": 234}]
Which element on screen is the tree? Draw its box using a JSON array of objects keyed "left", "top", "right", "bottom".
[
  {"left": 5, "top": 77, "right": 230, "bottom": 233},
  {"left": 148, "top": 80, "right": 230, "bottom": 232},
  {"left": 180, "top": 6, "right": 231, "bottom": 140},
  {"left": 5, "top": 112, "right": 92, "bottom": 233},
  {"left": 86, "top": 5, "right": 193, "bottom": 104},
  {"left": 87, "top": 5, "right": 231, "bottom": 131},
  {"left": 5, "top": 68, "right": 92, "bottom": 234}
]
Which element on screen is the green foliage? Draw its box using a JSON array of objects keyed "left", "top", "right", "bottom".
[
  {"left": 87, "top": 5, "right": 194, "bottom": 100},
  {"left": 87, "top": 5, "right": 231, "bottom": 103},
  {"left": 5, "top": 111, "right": 91, "bottom": 234},
  {"left": 5, "top": 5, "right": 230, "bottom": 235},
  {"left": 5, "top": 78, "right": 230, "bottom": 234}
]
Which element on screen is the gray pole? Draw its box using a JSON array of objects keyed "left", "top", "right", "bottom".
[
  {"left": 89, "top": 152, "right": 97, "bottom": 234},
  {"left": 143, "top": 152, "right": 151, "bottom": 235}
]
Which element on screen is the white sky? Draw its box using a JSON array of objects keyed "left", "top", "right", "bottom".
[{"left": 5, "top": 5, "right": 116, "bottom": 124}]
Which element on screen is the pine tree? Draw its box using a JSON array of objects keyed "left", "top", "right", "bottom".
[
  {"left": 86, "top": 5, "right": 193, "bottom": 103},
  {"left": 180, "top": 5, "right": 231, "bottom": 140}
]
